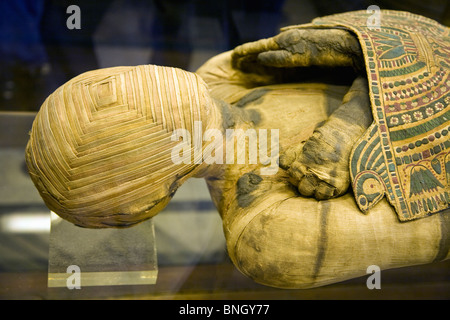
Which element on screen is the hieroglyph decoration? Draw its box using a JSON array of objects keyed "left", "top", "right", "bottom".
[{"left": 302, "top": 10, "right": 449, "bottom": 221}]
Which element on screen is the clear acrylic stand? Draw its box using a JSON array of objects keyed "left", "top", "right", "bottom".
[{"left": 48, "top": 212, "right": 158, "bottom": 288}]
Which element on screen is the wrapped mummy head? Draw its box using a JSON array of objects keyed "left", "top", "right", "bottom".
[{"left": 25, "top": 65, "right": 221, "bottom": 228}]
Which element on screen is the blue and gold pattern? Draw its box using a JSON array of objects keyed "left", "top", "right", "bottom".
[{"left": 308, "top": 10, "right": 449, "bottom": 221}]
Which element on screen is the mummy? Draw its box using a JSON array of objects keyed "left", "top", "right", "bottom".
[{"left": 26, "top": 10, "right": 449, "bottom": 289}]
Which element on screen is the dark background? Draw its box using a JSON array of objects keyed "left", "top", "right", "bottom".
[
  {"left": 1, "top": 0, "right": 449, "bottom": 112},
  {"left": 0, "top": 0, "right": 449, "bottom": 299}
]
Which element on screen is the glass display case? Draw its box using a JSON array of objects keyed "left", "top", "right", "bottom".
[{"left": 0, "top": 0, "right": 449, "bottom": 301}]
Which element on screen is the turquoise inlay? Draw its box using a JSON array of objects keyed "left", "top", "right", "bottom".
[
  {"left": 379, "top": 61, "right": 426, "bottom": 77},
  {"left": 389, "top": 110, "right": 450, "bottom": 142}
]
